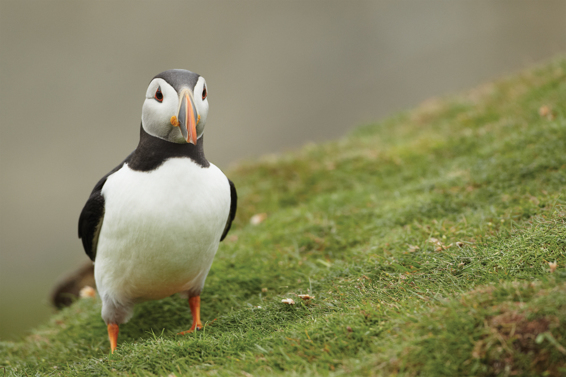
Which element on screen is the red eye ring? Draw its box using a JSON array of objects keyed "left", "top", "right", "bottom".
[
  {"left": 154, "top": 87, "right": 163, "bottom": 102},
  {"left": 202, "top": 86, "right": 207, "bottom": 100}
]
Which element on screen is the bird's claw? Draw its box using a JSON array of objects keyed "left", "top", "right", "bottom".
[{"left": 177, "top": 323, "right": 203, "bottom": 335}]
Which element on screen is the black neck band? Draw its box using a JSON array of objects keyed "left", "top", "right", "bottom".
[{"left": 127, "top": 125, "right": 209, "bottom": 171}]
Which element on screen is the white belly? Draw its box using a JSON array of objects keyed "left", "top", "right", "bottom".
[{"left": 95, "top": 158, "right": 230, "bottom": 303}]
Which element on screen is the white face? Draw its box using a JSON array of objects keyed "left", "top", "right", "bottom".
[{"left": 141, "top": 76, "right": 209, "bottom": 143}]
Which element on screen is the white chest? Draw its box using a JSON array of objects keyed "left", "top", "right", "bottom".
[{"left": 95, "top": 158, "right": 230, "bottom": 301}]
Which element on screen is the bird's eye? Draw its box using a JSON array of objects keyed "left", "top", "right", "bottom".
[
  {"left": 154, "top": 87, "right": 163, "bottom": 102},
  {"left": 202, "top": 86, "right": 207, "bottom": 100}
]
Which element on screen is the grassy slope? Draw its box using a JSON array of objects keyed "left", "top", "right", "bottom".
[{"left": 2, "top": 57, "right": 566, "bottom": 377}]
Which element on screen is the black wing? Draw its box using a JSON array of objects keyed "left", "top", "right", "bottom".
[
  {"left": 220, "top": 179, "right": 237, "bottom": 241},
  {"left": 78, "top": 154, "right": 132, "bottom": 261},
  {"left": 78, "top": 188, "right": 105, "bottom": 261}
]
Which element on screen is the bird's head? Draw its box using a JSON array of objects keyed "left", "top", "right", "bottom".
[{"left": 141, "top": 69, "right": 209, "bottom": 144}]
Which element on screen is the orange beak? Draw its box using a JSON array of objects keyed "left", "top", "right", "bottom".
[{"left": 177, "top": 90, "right": 198, "bottom": 145}]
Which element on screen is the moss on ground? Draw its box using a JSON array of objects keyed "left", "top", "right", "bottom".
[{"left": 2, "top": 57, "right": 566, "bottom": 376}]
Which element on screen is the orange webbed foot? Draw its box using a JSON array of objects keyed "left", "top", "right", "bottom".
[
  {"left": 107, "top": 323, "right": 119, "bottom": 353},
  {"left": 177, "top": 322, "right": 203, "bottom": 335},
  {"left": 177, "top": 296, "right": 203, "bottom": 335}
]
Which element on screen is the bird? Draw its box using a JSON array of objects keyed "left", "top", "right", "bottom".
[
  {"left": 50, "top": 261, "right": 96, "bottom": 309},
  {"left": 78, "top": 69, "right": 237, "bottom": 353}
]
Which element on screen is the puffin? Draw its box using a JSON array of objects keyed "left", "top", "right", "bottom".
[{"left": 78, "top": 69, "right": 237, "bottom": 353}]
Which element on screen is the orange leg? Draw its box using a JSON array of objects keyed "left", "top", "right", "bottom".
[
  {"left": 107, "top": 323, "right": 119, "bottom": 353},
  {"left": 178, "top": 296, "right": 203, "bottom": 335}
]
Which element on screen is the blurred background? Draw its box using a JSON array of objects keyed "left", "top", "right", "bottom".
[{"left": 1, "top": 1, "right": 565, "bottom": 340}]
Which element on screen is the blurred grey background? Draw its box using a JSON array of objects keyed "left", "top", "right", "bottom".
[{"left": 1, "top": 1, "right": 565, "bottom": 340}]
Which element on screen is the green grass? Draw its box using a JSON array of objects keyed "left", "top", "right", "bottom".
[{"left": 2, "top": 57, "right": 566, "bottom": 376}]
